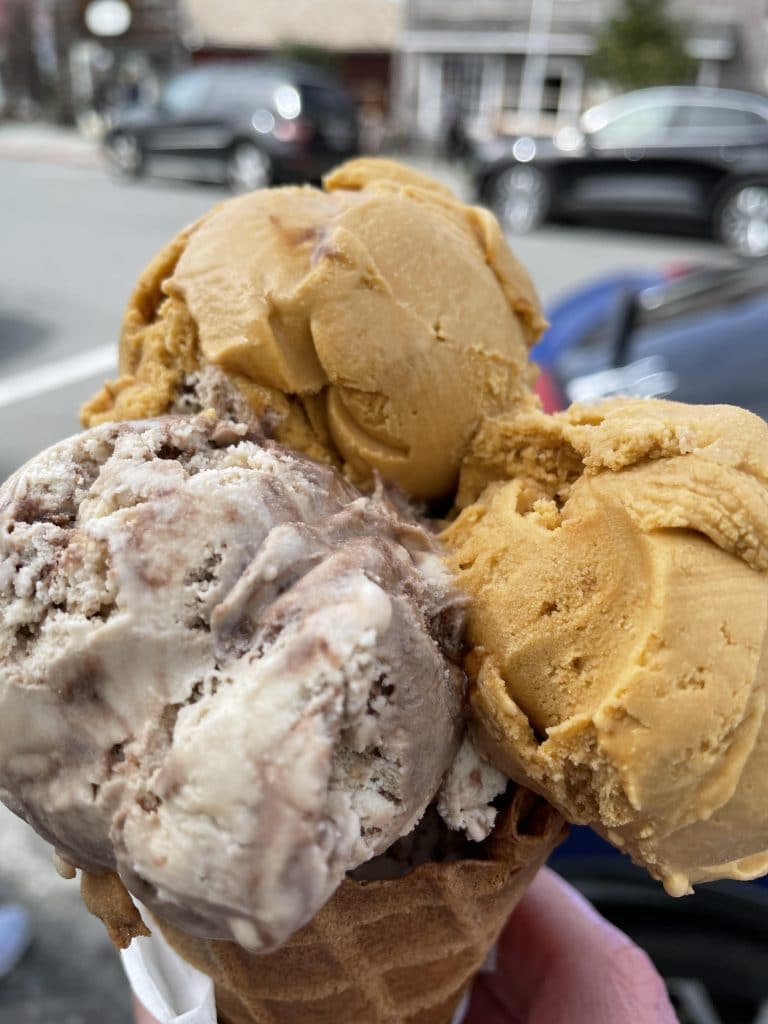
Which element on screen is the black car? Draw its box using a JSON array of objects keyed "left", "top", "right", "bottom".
[
  {"left": 474, "top": 86, "right": 768, "bottom": 257},
  {"left": 104, "top": 61, "right": 359, "bottom": 190}
]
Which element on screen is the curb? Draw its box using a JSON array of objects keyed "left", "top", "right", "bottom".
[{"left": 0, "top": 139, "right": 100, "bottom": 168}]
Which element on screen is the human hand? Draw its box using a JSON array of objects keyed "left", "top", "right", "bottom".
[
  {"left": 132, "top": 996, "right": 159, "bottom": 1024},
  {"left": 463, "top": 867, "right": 677, "bottom": 1023}
]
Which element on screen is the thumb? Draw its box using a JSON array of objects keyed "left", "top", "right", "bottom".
[{"left": 463, "top": 867, "right": 677, "bottom": 1024}]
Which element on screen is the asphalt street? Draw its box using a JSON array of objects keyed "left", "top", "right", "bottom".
[{"left": 0, "top": 154, "right": 723, "bottom": 1023}]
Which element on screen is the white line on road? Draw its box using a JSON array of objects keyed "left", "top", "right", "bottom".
[{"left": 0, "top": 345, "right": 116, "bottom": 410}]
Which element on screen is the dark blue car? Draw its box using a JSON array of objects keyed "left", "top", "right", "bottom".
[{"left": 535, "top": 260, "right": 768, "bottom": 421}]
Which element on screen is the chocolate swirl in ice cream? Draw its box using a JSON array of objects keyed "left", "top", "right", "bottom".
[{"left": 0, "top": 414, "right": 471, "bottom": 951}]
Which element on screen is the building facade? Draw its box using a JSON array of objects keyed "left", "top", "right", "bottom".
[
  {"left": 0, "top": 0, "right": 183, "bottom": 122},
  {"left": 70, "top": 0, "right": 183, "bottom": 120},
  {"left": 179, "top": 0, "right": 399, "bottom": 148},
  {"left": 0, "top": 0, "right": 397, "bottom": 140},
  {"left": 394, "top": 0, "right": 768, "bottom": 144}
]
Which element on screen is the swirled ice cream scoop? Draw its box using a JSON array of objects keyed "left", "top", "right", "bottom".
[
  {"left": 445, "top": 399, "right": 768, "bottom": 896},
  {"left": 0, "top": 414, "right": 471, "bottom": 950},
  {"left": 81, "top": 158, "right": 545, "bottom": 501}
]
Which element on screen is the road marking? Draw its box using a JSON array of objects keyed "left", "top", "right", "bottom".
[{"left": 0, "top": 345, "right": 116, "bottom": 410}]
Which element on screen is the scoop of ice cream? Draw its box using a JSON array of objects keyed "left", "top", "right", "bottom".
[
  {"left": 444, "top": 399, "right": 768, "bottom": 895},
  {"left": 0, "top": 414, "right": 468, "bottom": 950},
  {"left": 81, "top": 158, "right": 545, "bottom": 501}
]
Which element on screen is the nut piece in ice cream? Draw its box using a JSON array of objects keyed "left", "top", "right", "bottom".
[
  {"left": 444, "top": 399, "right": 768, "bottom": 895},
  {"left": 81, "top": 158, "right": 546, "bottom": 501},
  {"left": 0, "top": 415, "right": 467, "bottom": 951}
]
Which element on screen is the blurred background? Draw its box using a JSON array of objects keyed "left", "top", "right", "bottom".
[{"left": 1, "top": 1, "right": 767, "bottom": 1022}]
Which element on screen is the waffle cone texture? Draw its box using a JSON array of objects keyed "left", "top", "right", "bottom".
[{"left": 149, "top": 789, "right": 564, "bottom": 1024}]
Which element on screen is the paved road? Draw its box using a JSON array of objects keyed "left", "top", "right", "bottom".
[{"left": 0, "top": 156, "right": 723, "bottom": 1022}]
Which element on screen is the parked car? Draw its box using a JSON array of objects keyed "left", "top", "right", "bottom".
[
  {"left": 104, "top": 61, "right": 359, "bottom": 190},
  {"left": 534, "top": 260, "right": 768, "bottom": 417},
  {"left": 474, "top": 86, "right": 768, "bottom": 257}
]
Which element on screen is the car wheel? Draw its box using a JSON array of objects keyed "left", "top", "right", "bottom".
[
  {"left": 227, "top": 142, "right": 272, "bottom": 193},
  {"left": 104, "top": 132, "right": 143, "bottom": 178},
  {"left": 715, "top": 183, "right": 768, "bottom": 258},
  {"left": 490, "top": 164, "right": 549, "bottom": 234}
]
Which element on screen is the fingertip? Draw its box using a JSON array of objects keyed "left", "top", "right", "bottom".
[
  {"left": 478, "top": 868, "right": 678, "bottom": 1023},
  {"left": 611, "top": 942, "right": 679, "bottom": 1023}
]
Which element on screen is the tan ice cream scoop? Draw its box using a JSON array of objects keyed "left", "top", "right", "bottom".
[
  {"left": 444, "top": 398, "right": 768, "bottom": 895},
  {"left": 81, "top": 158, "right": 545, "bottom": 501}
]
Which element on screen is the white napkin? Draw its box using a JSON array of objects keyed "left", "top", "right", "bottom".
[
  {"left": 121, "top": 906, "right": 216, "bottom": 1024},
  {"left": 121, "top": 905, "right": 494, "bottom": 1024}
]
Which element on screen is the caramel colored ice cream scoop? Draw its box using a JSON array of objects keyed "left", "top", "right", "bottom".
[
  {"left": 444, "top": 399, "right": 768, "bottom": 895},
  {"left": 0, "top": 415, "right": 471, "bottom": 951},
  {"left": 81, "top": 158, "right": 545, "bottom": 501}
]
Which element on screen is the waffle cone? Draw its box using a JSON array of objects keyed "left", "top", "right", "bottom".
[{"left": 149, "top": 789, "right": 565, "bottom": 1024}]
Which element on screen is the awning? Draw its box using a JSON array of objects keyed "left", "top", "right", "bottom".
[
  {"left": 401, "top": 29, "right": 595, "bottom": 56},
  {"left": 179, "top": 0, "right": 402, "bottom": 53}
]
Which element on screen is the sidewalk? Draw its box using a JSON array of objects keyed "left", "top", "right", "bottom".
[
  {"left": 0, "top": 123, "right": 100, "bottom": 167},
  {"left": 0, "top": 807, "right": 133, "bottom": 1023},
  {"left": 0, "top": 122, "right": 472, "bottom": 198}
]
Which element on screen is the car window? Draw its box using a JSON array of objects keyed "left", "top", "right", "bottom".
[
  {"left": 232, "top": 72, "right": 274, "bottom": 108},
  {"left": 671, "top": 105, "right": 768, "bottom": 130},
  {"left": 203, "top": 71, "right": 271, "bottom": 115},
  {"left": 300, "top": 83, "right": 355, "bottom": 118},
  {"left": 161, "top": 70, "right": 212, "bottom": 116},
  {"left": 590, "top": 105, "right": 672, "bottom": 148},
  {"left": 204, "top": 73, "right": 238, "bottom": 114}
]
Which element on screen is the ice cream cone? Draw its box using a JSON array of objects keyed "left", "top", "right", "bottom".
[{"left": 147, "top": 789, "right": 564, "bottom": 1024}]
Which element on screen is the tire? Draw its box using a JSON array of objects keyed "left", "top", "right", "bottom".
[
  {"left": 714, "top": 181, "right": 768, "bottom": 258},
  {"left": 103, "top": 132, "right": 144, "bottom": 178},
  {"left": 490, "top": 164, "right": 549, "bottom": 234},
  {"left": 227, "top": 142, "right": 272, "bottom": 193}
]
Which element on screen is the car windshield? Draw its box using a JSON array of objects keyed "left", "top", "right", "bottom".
[
  {"left": 161, "top": 70, "right": 211, "bottom": 116},
  {"left": 589, "top": 104, "right": 672, "bottom": 147}
]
